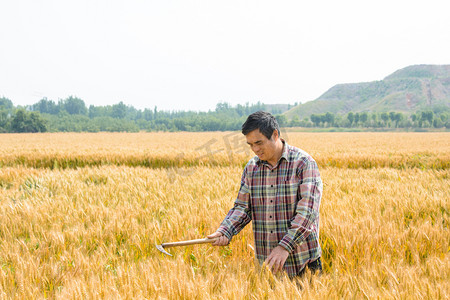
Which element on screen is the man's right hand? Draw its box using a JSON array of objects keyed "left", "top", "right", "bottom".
[{"left": 207, "top": 231, "right": 230, "bottom": 246}]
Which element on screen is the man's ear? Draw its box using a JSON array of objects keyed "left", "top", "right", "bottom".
[{"left": 271, "top": 129, "right": 279, "bottom": 140}]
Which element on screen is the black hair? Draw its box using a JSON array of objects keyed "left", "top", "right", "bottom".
[{"left": 241, "top": 111, "right": 280, "bottom": 140}]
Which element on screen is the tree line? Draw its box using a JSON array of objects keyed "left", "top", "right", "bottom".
[
  {"left": 295, "top": 110, "right": 449, "bottom": 129},
  {"left": 0, "top": 96, "right": 449, "bottom": 133}
]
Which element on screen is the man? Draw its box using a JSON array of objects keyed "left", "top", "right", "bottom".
[{"left": 208, "top": 111, "right": 323, "bottom": 277}]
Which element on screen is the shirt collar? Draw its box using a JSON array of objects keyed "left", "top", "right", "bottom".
[
  {"left": 280, "top": 139, "right": 290, "bottom": 162},
  {"left": 256, "top": 139, "right": 290, "bottom": 166}
]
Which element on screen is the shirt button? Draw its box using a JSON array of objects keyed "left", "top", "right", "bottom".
[
  {"left": 270, "top": 231, "right": 273, "bottom": 233},
  {"left": 270, "top": 200, "right": 273, "bottom": 203},
  {"left": 269, "top": 215, "right": 272, "bottom": 218},
  {"left": 271, "top": 184, "right": 273, "bottom": 187}
]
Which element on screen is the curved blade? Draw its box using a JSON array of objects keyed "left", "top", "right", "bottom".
[{"left": 156, "top": 244, "right": 173, "bottom": 256}]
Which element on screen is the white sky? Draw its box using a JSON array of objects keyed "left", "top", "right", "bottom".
[{"left": 1, "top": 0, "right": 449, "bottom": 111}]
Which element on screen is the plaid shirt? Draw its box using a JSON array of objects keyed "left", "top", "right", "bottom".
[{"left": 218, "top": 140, "right": 322, "bottom": 277}]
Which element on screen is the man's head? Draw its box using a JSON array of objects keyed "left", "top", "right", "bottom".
[
  {"left": 242, "top": 111, "right": 280, "bottom": 139},
  {"left": 242, "top": 111, "right": 283, "bottom": 165}
]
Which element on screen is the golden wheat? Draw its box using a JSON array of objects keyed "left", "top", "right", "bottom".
[
  {"left": 0, "top": 132, "right": 449, "bottom": 299},
  {"left": 0, "top": 132, "right": 449, "bottom": 170}
]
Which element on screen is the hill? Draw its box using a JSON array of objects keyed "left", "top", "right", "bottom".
[{"left": 285, "top": 65, "right": 450, "bottom": 119}]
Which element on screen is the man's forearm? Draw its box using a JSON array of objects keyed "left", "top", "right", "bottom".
[
  {"left": 217, "top": 204, "right": 252, "bottom": 240},
  {"left": 279, "top": 207, "right": 319, "bottom": 252}
]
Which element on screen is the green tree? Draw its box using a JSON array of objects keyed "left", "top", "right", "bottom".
[
  {"left": 394, "top": 113, "right": 404, "bottom": 127},
  {"left": 0, "top": 110, "right": 10, "bottom": 132},
  {"left": 433, "top": 118, "right": 443, "bottom": 128},
  {"left": 10, "top": 109, "right": 27, "bottom": 132},
  {"left": 215, "top": 102, "right": 232, "bottom": 112},
  {"left": 32, "top": 98, "right": 59, "bottom": 114},
  {"left": 380, "top": 112, "right": 389, "bottom": 126},
  {"left": 389, "top": 112, "right": 396, "bottom": 123},
  {"left": 347, "top": 112, "right": 354, "bottom": 127},
  {"left": 354, "top": 113, "right": 360, "bottom": 126},
  {"left": 310, "top": 114, "right": 321, "bottom": 127},
  {"left": 62, "top": 96, "right": 87, "bottom": 115},
  {"left": 421, "top": 111, "right": 433, "bottom": 125},
  {"left": 0, "top": 97, "right": 13, "bottom": 110},
  {"left": 324, "top": 112, "right": 335, "bottom": 127},
  {"left": 111, "top": 101, "right": 127, "bottom": 119},
  {"left": 10, "top": 109, "right": 47, "bottom": 133},
  {"left": 360, "top": 112, "right": 368, "bottom": 126},
  {"left": 28, "top": 111, "right": 48, "bottom": 132},
  {"left": 371, "top": 113, "right": 378, "bottom": 127},
  {"left": 439, "top": 112, "right": 448, "bottom": 126},
  {"left": 143, "top": 108, "right": 154, "bottom": 121},
  {"left": 275, "top": 114, "right": 287, "bottom": 127},
  {"left": 290, "top": 115, "right": 301, "bottom": 127}
]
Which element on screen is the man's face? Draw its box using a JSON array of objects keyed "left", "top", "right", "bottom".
[{"left": 245, "top": 129, "right": 278, "bottom": 162}]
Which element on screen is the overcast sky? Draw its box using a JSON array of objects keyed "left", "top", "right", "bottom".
[{"left": 1, "top": 0, "right": 449, "bottom": 111}]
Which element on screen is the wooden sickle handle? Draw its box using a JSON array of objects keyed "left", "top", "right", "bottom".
[{"left": 161, "top": 238, "right": 218, "bottom": 248}]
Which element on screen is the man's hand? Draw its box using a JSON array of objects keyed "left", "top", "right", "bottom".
[
  {"left": 207, "top": 231, "right": 230, "bottom": 246},
  {"left": 264, "top": 246, "right": 289, "bottom": 274}
]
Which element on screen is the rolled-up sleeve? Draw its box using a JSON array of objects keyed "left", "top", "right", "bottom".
[
  {"left": 279, "top": 158, "right": 322, "bottom": 252},
  {"left": 217, "top": 167, "right": 252, "bottom": 241}
]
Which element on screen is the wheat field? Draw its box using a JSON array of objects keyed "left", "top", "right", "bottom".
[{"left": 0, "top": 132, "right": 449, "bottom": 299}]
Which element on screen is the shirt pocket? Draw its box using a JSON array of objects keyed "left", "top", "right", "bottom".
[{"left": 277, "top": 179, "right": 299, "bottom": 206}]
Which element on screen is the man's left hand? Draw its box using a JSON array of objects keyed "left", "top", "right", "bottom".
[{"left": 264, "top": 246, "right": 289, "bottom": 274}]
